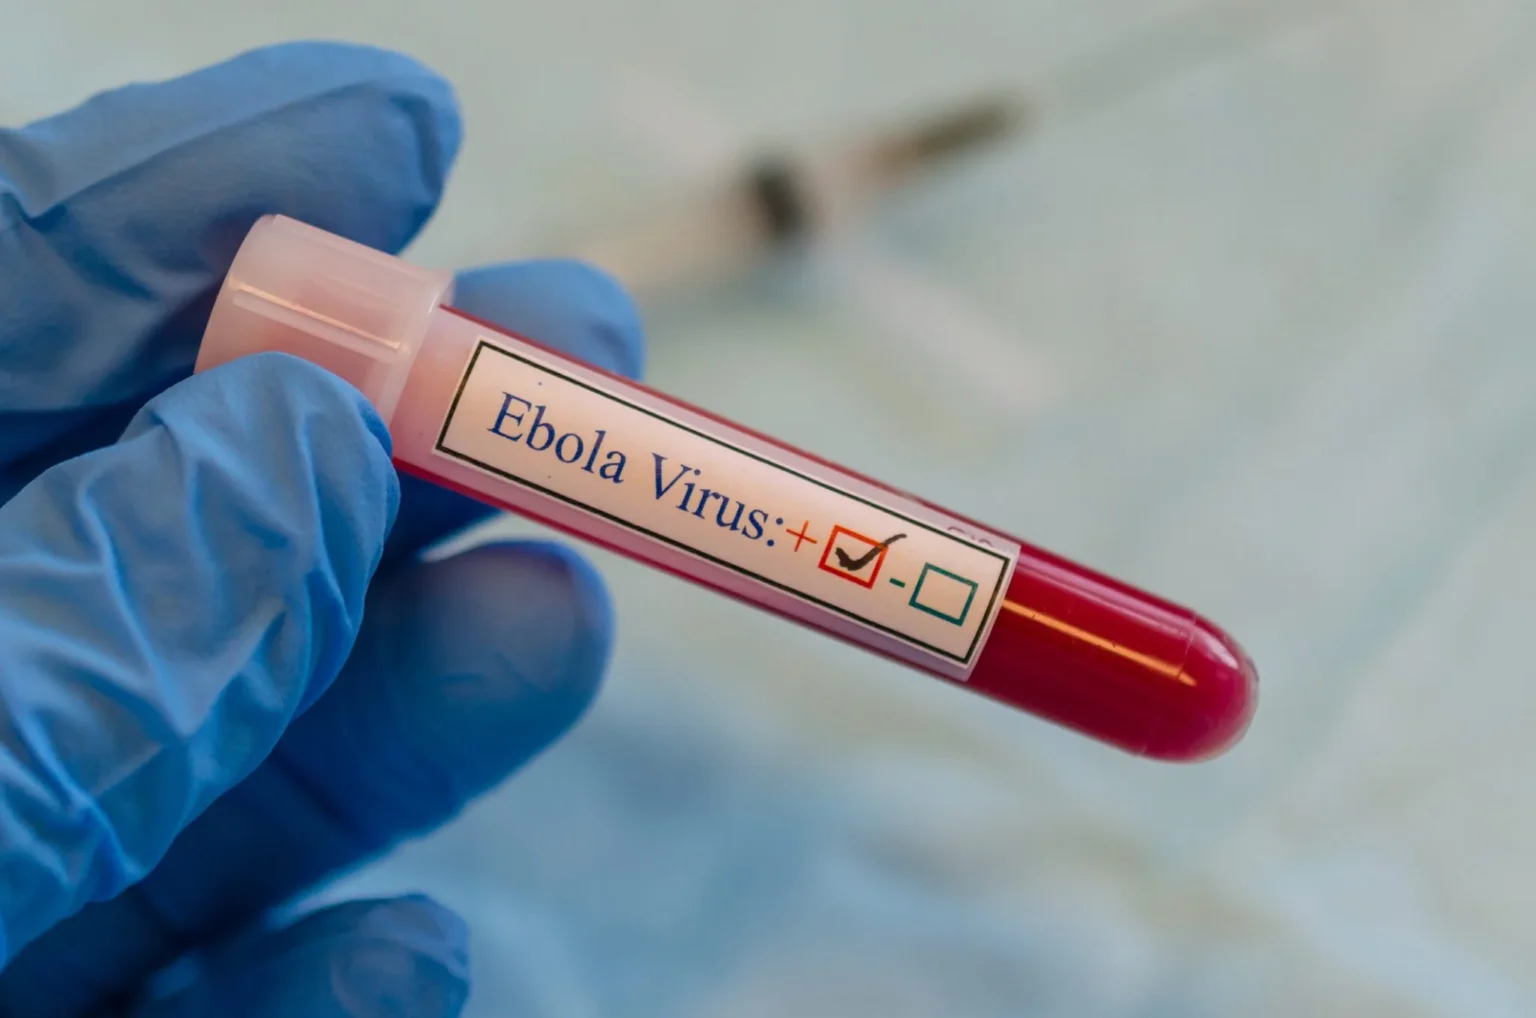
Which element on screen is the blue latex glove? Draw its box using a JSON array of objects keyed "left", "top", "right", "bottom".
[{"left": 0, "top": 42, "right": 645, "bottom": 1018}]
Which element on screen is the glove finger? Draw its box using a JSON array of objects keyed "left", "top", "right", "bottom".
[
  {"left": 381, "top": 259, "right": 646, "bottom": 572},
  {"left": 0, "top": 40, "right": 461, "bottom": 466},
  {"left": 0, "top": 353, "right": 397, "bottom": 971},
  {"left": 0, "top": 539, "right": 608, "bottom": 1018},
  {"left": 0, "top": 258, "right": 650, "bottom": 515},
  {"left": 128, "top": 896, "right": 469, "bottom": 1018}
]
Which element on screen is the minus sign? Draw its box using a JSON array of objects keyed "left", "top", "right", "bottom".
[{"left": 889, "top": 578, "right": 906, "bottom": 588}]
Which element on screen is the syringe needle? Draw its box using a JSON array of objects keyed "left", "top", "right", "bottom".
[{"left": 860, "top": 94, "right": 1026, "bottom": 179}]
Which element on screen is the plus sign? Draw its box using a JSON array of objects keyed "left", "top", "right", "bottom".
[{"left": 785, "top": 520, "right": 819, "bottom": 552}]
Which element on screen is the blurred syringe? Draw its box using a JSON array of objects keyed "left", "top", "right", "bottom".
[
  {"left": 555, "top": 94, "right": 1021, "bottom": 297},
  {"left": 548, "top": 0, "right": 1330, "bottom": 298}
]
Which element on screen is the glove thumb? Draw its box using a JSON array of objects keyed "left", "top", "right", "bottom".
[{"left": 128, "top": 896, "right": 470, "bottom": 1018}]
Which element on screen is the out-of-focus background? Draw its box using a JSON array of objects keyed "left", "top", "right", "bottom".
[{"left": 7, "top": 0, "right": 1536, "bottom": 1014}]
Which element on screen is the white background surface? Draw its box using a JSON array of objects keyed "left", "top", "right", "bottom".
[{"left": 7, "top": 1, "right": 1536, "bottom": 1014}]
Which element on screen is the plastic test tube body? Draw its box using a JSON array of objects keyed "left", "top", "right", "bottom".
[{"left": 194, "top": 216, "right": 1257, "bottom": 761}]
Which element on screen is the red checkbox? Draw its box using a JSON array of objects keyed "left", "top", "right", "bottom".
[{"left": 818, "top": 525, "right": 889, "bottom": 588}]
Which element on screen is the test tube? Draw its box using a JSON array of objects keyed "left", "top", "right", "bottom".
[{"left": 194, "top": 215, "right": 1257, "bottom": 761}]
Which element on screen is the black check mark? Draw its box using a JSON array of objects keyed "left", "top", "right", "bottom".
[{"left": 834, "top": 533, "right": 906, "bottom": 572}]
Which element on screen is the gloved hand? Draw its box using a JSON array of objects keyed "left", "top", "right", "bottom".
[{"left": 0, "top": 42, "right": 645, "bottom": 1018}]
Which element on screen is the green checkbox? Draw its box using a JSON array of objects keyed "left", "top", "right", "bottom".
[{"left": 908, "top": 564, "right": 978, "bottom": 626}]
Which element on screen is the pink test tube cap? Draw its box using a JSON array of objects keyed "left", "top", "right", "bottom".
[{"left": 195, "top": 215, "right": 456, "bottom": 423}]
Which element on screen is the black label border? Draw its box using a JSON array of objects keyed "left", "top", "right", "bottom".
[{"left": 434, "top": 339, "right": 1011, "bottom": 665}]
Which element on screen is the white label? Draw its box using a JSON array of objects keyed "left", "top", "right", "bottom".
[{"left": 434, "top": 339, "right": 1016, "bottom": 671}]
